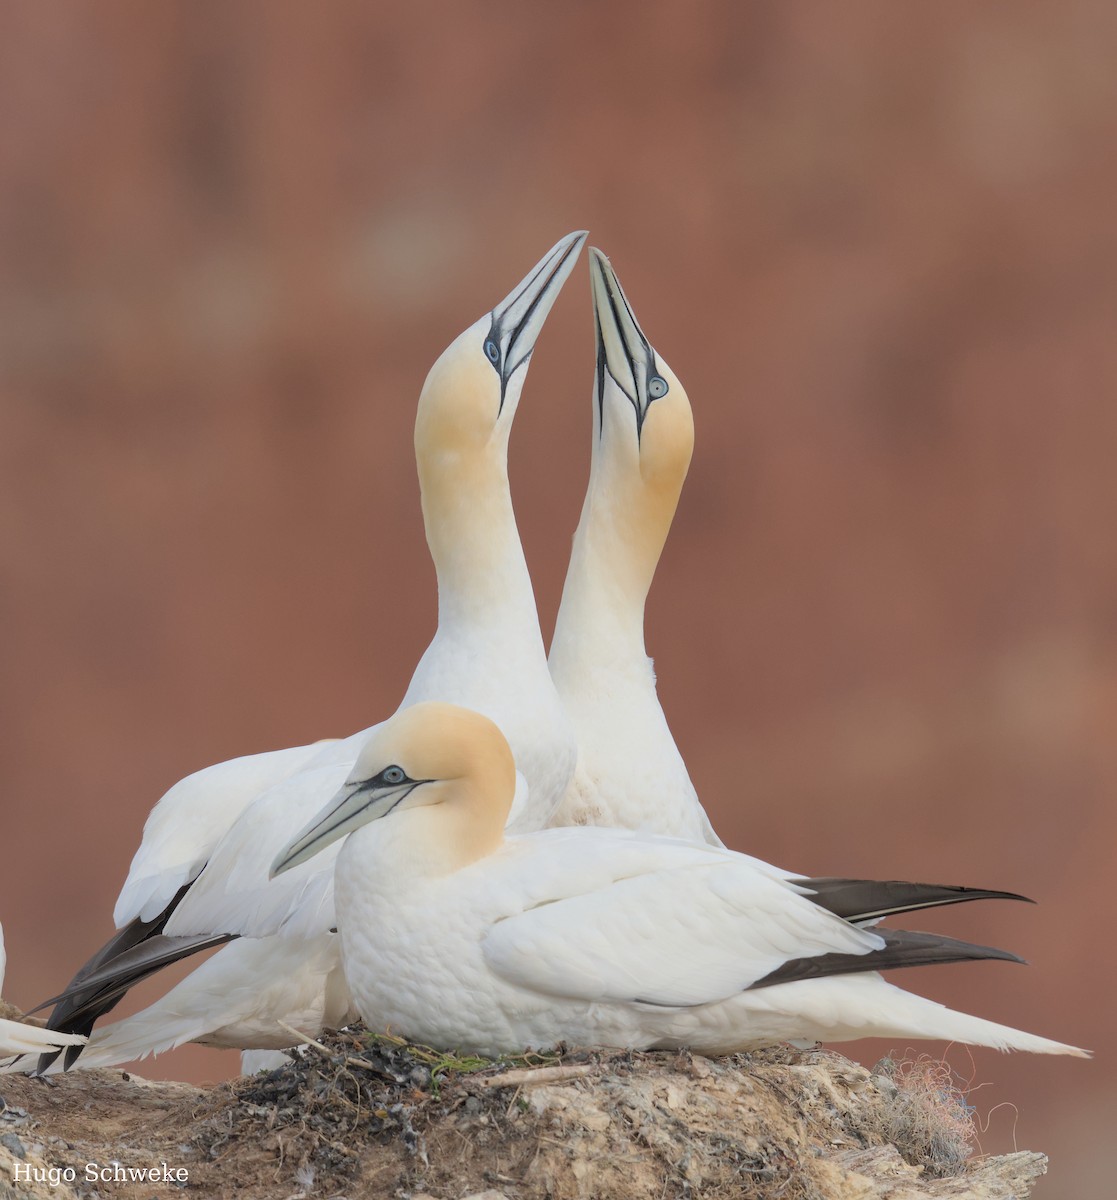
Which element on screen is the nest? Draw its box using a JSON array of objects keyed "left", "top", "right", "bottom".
[{"left": 181, "top": 1029, "right": 1041, "bottom": 1200}]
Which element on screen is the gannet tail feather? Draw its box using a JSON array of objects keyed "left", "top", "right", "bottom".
[
  {"left": 798, "top": 878, "right": 1032, "bottom": 925},
  {"left": 752, "top": 928, "right": 1024, "bottom": 990},
  {"left": 34, "top": 1005, "right": 213, "bottom": 1074},
  {"left": 768, "top": 973, "right": 1090, "bottom": 1057}
]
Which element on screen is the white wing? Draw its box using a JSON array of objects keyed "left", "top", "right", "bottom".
[
  {"left": 482, "top": 834, "right": 883, "bottom": 1007},
  {"left": 162, "top": 761, "right": 355, "bottom": 940},
  {"left": 115, "top": 740, "right": 341, "bottom": 925},
  {"left": 165, "top": 732, "right": 535, "bottom": 942}
]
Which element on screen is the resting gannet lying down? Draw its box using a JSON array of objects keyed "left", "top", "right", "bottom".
[
  {"left": 31, "top": 233, "right": 585, "bottom": 1072},
  {"left": 271, "top": 703, "right": 1086, "bottom": 1059},
  {"left": 0, "top": 924, "right": 86, "bottom": 1058}
]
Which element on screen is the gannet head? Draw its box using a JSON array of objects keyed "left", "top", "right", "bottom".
[
  {"left": 549, "top": 248, "right": 694, "bottom": 619},
  {"left": 415, "top": 231, "right": 588, "bottom": 462},
  {"left": 588, "top": 247, "right": 693, "bottom": 501},
  {"left": 270, "top": 703, "right": 516, "bottom": 876}
]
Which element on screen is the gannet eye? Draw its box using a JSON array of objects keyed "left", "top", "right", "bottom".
[
  {"left": 648, "top": 376, "right": 669, "bottom": 400},
  {"left": 484, "top": 339, "right": 500, "bottom": 365},
  {"left": 382, "top": 766, "right": 406, "bottom": 785}
]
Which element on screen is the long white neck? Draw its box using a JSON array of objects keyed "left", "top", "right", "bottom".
[
  {"left": 402, "top": 442, "right": 574, "bottom": 824},
  {"left": 549, "top": 450, "right": 676, "bottom": 692},
  {"left": 420, "top": 446, "right": 545, "bottom": 648},
  {"left": 547, "top": 404, "right": 720, "bottom": 845}
]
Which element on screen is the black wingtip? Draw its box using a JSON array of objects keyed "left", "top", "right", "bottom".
[
  {"left": 751, "top": 928, "right": 1027, "bottom": 991},
  {"left": 32, "top": 930, "right": 234, "bottom": 1070},
  {"left": 34, "top": 1047, "right": 62, "bottom": 1076},
  {"left": 797, "top": 877, "right": 1035, "bottom": 924},
  {"left": 27, "top": 881, "right": 212, "bottom": 1071}
]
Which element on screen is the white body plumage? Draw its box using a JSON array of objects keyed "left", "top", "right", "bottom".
[
  {"left": 275, "top": 703, "right": 1085, "bottom": 1061},
  {"left": 333, "top": 819, "right": 1079, "bottom": 1058}
]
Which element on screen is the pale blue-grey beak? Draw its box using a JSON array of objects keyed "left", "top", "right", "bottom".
[
  {"left": 270, "top": 776, "right": 424, "bottom": 878},
  {"left": 589, "top": 246, "right": 669, "bottom": 439},
  {"left": 486, "top": 230, "right": 588, "bottom": 408}
]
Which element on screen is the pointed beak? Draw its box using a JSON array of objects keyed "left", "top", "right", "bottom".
[
  {"left": 492, "top": 230, "right": 588, "bottom": 388},
  {"left": 589, "top": 247, "right": 658, "bottom": 437},
  {"left": 270, "top": 778, "right": 421, "bottom": 877}
]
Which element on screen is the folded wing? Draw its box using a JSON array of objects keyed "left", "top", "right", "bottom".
[{"left": 482, "top": 854, "right": 884, "bottom": 1007}]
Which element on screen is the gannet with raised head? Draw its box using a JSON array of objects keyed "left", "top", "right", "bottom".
[
  {"left": 272, "top": 703, "right": 1086, "bottom": 1059},
  {"left": 31, "top": 233, "right": 586, "bottom": 1072},
  {"left": 0, "top": 924, "right": 86, "bottom": 1058},
  {"left": 548, "top": 248, "right": 720, "bottom": 842},
  {"left": 545, "top": 253, "right": 1020, "bottom": 934}
]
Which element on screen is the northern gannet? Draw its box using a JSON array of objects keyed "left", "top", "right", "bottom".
[
  {"left": 271, "top": 703, "right": 1086, "bottom": 1059},
  {"left": 548, "top": 248, "right": 721, "bottom": 842},
  {"left": 545, "top": 254, "right": 1016, "bottom": 934},
  {"left": 0, "top": 924, "right": 86, "bottom": 1058},
  {"left": 33, "top": 233, "right": 586, "bottom": 1071}
]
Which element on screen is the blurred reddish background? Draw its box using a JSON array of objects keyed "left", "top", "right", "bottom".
[{"left": 1, "top": 2, "right": 1113, "bottom": 1193}]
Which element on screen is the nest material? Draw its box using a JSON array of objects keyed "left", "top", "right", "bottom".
[
  {"left": 0, "top": 1029, "right": 1049, "bottom": 1199},
  {"left": 184, "top": 1030, "right": 1045, "bottom": 1200}
]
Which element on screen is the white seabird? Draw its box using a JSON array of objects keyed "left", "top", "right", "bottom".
[
  {"left": 545, "top": 252, "right": 1025, "bottom": 935},
  {"left": 271, "top": 702, "right": 1086, "bottom": 1059},
  {"left": 30, "top": 233, "right": 586, "bottom": 1071},
  {"left": 0, "top": 923, "right": 86, "bottom": 1058},
  {"left": 548, "top": 247, "right": 721, "bottom": 842}
]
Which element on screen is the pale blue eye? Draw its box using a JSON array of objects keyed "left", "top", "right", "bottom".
[
  {"left": 383, "top": 766, "right": 405, "bottom": 785},
  {"left": 484, "top": 340, "right": 500, "bottom": 364},
  {"left": 648, "top": 376, "right": 668, "bottom": 399}
]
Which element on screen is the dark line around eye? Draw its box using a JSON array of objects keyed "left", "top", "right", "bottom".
[
  {"left": 646, "top": 354, "right": 668, "bottom": 402},
  {"left": 484, "top": 318, "right": 502, "bottom": 374}
]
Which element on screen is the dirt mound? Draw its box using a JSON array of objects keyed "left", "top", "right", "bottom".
[{"left": 0, "top": 1033, "right": 1047, "bottom": 1199}]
